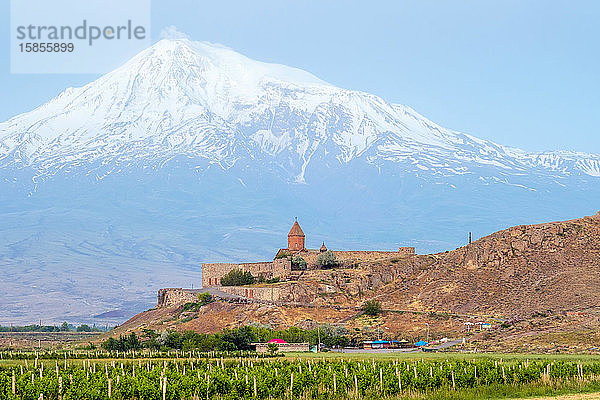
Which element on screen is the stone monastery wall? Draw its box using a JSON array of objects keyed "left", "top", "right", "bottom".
[
  {"left": 157, "top": 288, "right": 198, "bottom": 307},
  {"left": 202, "top": 258, "right": 291, "bottom": 287},
  {"left": 219, "top": 285, "right": 283, "bottom": 302},
  {"left": 300, "top": 248, "right": 415, "bottom": 267}
]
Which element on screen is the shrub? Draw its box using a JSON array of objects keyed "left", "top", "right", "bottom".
[
  {"left": 267, "top": 342, "right": 279, "bottom": 354},
  {"left": 220, "top": 269, "right": 256, "bottom": 286},
  {"left": 317, "top": 250, "right": 338, "bottom": 269},
  {"left": 362, "top": 300, "right": 382, "bottom": 316},
  {"left": 258, "top": 276, "right": 281, "bottom": 284},
  {"left": 76, "top": 324, "right": 92, "bottom": 332},
  {"left": 182, "top": 302, "right": 199, "bottom": 312},
  {"left": 197, "top": 292, "right": 213, "bottom": 305},
  {"left": 101, "top": 332, "right": 141, "bottom": 351},
  {"left": 291, "top": 255, "right": 307, "bottom": 270},
  {"left": 220, "top": 326, "right": 257, "bottom": 350}
]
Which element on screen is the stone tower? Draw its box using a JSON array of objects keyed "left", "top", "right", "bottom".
[{"left": 287, "top": 220, "right": 305, "bottom": 251}]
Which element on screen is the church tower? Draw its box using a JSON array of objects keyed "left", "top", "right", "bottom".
[{"left": 287, "top": 219, "right": 305, "bottom": 251}]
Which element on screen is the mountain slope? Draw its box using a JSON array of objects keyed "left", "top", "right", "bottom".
[
  {"left": 0, "top": 38, "right": 599, "bottom": 325},
  {"left": 377, "top": 212, "right": 600, "bottom": 316}
]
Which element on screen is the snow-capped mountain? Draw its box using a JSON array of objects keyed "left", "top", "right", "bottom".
[
  {"left": 1, "top": 38, "right": 599, "bottom": 324},
  {"left": 2, "top": 38, "right": 599, "bottom": 184}
]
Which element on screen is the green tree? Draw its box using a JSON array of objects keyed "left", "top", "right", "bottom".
[
  {"left": 362, "top": 299, "right": 382, "bottom": 316},
  {"left": 163, "top": 331, "right": 182, "bottom": 349},
  {"left": 220, "top": 269, "right": 256, "bottom": 286},
  {"left": 317, "top": 250, "right": 338, "bottom": 269},
  {"left": 126, "top": 332, "right": 141, "bottom": 350},
  {"left": 101, "top": 337, "right": 119, "bottom": 351},
  {"left": 220, "top": 326, "right": 257, "bottom": 350},
  {"left": 76, "top": 324, "right": 92, "bottom": 332},
  {"left": 267, "top": 342, "right": 279, "bottom": 355},
  {"left": 60, "top": 322, "right": 70, "bottom": 332},
  {"left": 291, "top": 255, "right": 307, "bottom": 271},
  {"left": 218, "top": 341, "right": 237, "bottom": 351}
]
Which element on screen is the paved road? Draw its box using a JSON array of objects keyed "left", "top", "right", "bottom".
[{"left": 428, "top": 339, "right": 465, "bottom": 350}]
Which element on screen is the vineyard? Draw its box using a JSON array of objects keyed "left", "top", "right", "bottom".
[{"left": 2, "top": 352, "right": 600, "bottom": 399}]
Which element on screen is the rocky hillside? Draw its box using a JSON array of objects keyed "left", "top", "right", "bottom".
[
  {"left": 378, "top": 211, "right": 600, "bottom": 317},
  {"left": 111, "top": 212, "right": 600, "bottom": 352}
]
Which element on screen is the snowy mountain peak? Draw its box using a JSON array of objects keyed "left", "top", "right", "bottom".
[{"left": 1, "top": 37, "right": 600, "bottom": 184}]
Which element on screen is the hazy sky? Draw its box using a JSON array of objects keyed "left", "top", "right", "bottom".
[{"left": 2, "top": 0, "right": 599, "bottom": 153}]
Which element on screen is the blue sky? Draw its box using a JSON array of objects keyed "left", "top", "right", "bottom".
[{"left": 2, "top": 0, "right": 599, "bottom": 153}]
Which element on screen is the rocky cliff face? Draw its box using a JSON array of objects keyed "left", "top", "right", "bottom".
[{"left": 379, "top": 212, "right": 600, "bottom": 317}]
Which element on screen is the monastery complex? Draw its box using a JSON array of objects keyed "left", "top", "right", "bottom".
[{"left": 201, "top": 220, "right": 415, "bottom": 288}]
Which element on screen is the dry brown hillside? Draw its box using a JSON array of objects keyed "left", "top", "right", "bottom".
[{"left": 377, "top": 211, "right": 600, "bottom": 318}]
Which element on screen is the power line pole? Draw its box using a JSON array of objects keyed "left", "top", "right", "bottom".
[{"left": 317, "top": 326, "right": 321, "bottom": 353}]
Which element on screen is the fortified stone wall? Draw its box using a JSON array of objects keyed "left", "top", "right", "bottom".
[
  {"left": 219, "top": 285, "right": 283, "bottom": 302},
  {"left": 157, "top": 288, "right": 198, "bottom": 307},
  {"left": 202, "top": 258, "right": 291, "bottom": 287},
  {"left": 298, "top": 249, "right": 415, "bottom": 267},
  {"left": 335, "top": 250, "right": 414, "bottom": 263}
]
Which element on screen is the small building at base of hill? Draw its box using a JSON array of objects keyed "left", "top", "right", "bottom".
[{"left": 254, "top": 342, "right": 310, "bottom": 353}]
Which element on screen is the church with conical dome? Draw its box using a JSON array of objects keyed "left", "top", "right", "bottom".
[{"left": 287, "top": 219, "right": 305, "bottom": 251}]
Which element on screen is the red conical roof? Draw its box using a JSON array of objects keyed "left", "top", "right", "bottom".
[{"left": 288, "top": 221, "right": 305, "bottom": 237}]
